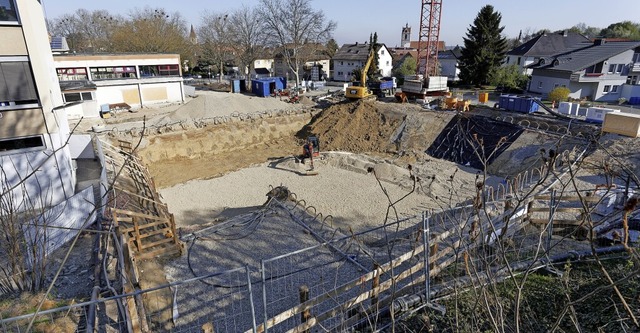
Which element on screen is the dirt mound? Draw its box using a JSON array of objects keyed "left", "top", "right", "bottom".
[{"left": 302, "top": 100, "right": 404, "bottom": 154}]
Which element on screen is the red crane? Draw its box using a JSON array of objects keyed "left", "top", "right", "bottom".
[{"left": 416, "top": 0, "right": 443, "bottom": 78}]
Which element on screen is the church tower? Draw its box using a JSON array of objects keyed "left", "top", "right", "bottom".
[{"left": 401, "top": 23, "right": 411, "bottom": 47}]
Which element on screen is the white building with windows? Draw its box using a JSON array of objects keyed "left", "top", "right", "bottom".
[
  {"left": 53, "top": 53, "right": 185, "bottom": 118},
  {"left": 0, "top": 0, "right": 75, "bottom": 209},
  {"left": 332, "top": 43, "right": 393, "bottom": 82},
  {"left": 528, "top": 39, "right": 640, "bottom": 102}
]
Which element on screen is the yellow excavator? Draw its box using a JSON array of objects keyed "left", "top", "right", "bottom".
[{"left": 345, "top": 48, "right": 376, "bottom": 100}]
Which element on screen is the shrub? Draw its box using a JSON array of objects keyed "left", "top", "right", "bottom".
[{"left": 548, "top": 87, "right": 571, "bottom": 103}]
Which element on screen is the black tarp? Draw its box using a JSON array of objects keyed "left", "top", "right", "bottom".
[{"left": 426, "top": 115, "right": 524, "bottom": 170}]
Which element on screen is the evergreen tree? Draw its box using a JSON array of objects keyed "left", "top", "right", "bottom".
[
  {"left": 367, "top": 32, "right": 380, "bottom": 79},
  {"left": 459, "top": 5, "right": 508, "bottom": 86}
]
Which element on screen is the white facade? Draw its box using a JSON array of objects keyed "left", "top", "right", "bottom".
[
  {"left": 504, "top": 55, "right": 537, "bottom": 75},
  {"left": 333, "top": 45, "right": 394, "bottom": 82},
  {"left": 54, "top": 54, "right": 185, "bottom": 116},
  {"left": 1, "top": 0, "right": 75, "bottom": 211}
]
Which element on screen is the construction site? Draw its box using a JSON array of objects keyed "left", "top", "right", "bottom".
[
  {"left": 2, "top": 1, "right": 640, "bottom": 333},
  {"left": 2, "top": 83, "right": 638, "bottom": 332}
]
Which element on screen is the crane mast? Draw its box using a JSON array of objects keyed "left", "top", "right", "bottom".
[{"left": 417, "top": 0, "right": 443, "bottom": 78}]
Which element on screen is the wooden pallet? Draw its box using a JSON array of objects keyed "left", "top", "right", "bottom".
[{"left": 112, "top": 208, "right": 184, "bottom": 260}]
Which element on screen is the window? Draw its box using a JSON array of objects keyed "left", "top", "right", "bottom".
[
  {"left": 0, "top": 60, "right": 38, "bottom": 105},
  {"left": 386, "top": 61, "right": 390, "bottom": 66},
  {"left": 381, "top": 50, "right": 385, "bottom": 55},
  {"left": 505, "top": 57, "right": 510, "bottom": 64},
  {"left": 90, "top": 66, "right": 136, "bottom": 80},
  {"left": 537, "top": 81, "right": 542, "bottom": 89},
  {"left": 340, "top": 61, "right": 343, "bottom": 66},
  {"left": 554, "top": 83, "right": 559, "bottom": 88},
  {"left": 158, "top": 65, "right": 180, "bottom": 76},
  {"left": 627, "top": 75, "right": 639, "bottom": 85},
  {"left": 517, "top": 57, "right": 521, "bottom": 65},
  {"left": 608, "top": 64, "right": 616, "bottom": 73},
  {"left": 603, "top": 85, "right": 611, "bottom": 93},
  {"left": 611, "top": 85, "right": 619, "bottom": 93},
  {"left": 633, "top": 53, "right": 640, "bottom": 63},
  {"left": 0, "top": 0, "right": 18, "bottom": 22},
  {"left": 63, "top": 92, "right": 93, "bottom": 103},
  {"left": 616, "top": 64, "right": 624, "bottom": 73},
  {"left": 56, "top": 68, "right": 88, "bottom": 81},
  {"left": 0, "top": 135, "right": 44, "bottom": 153}
]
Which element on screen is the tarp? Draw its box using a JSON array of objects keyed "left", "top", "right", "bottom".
[{"left": 426, "top": 115, "right": 524, "bottom": 170}]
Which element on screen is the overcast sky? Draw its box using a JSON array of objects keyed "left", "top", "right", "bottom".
[{"left": 42, "top": 0, "right": 640, "bottom": 47}]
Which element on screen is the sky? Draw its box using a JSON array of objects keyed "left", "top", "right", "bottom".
[{"left": 41, "top": 0, "right": 640, "bottom": 47}]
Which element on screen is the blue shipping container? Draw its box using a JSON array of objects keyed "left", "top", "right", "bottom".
[
  {"left": 251, "top": 77, "right": 287, "bottom": 97},
  {"left": 629, "top": 97, "right": 640, "bottom": 105}
]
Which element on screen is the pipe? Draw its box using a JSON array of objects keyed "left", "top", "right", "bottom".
[{"left": 86, "top": 219, "right": 103, "bottom": 331}]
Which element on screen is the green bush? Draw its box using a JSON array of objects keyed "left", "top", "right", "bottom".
[{"left": 548, "top": 87, "right": 571, "bottom": 103}]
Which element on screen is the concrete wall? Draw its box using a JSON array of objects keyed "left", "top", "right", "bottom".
[{"left": 23, "top": 186, "right": 96, "bottom": 266}]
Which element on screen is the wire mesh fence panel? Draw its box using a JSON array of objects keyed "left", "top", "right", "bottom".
[{"left": 144, "top": 266, "right": 257, "bottom": 333}]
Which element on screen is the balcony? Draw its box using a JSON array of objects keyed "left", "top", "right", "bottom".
[
  {"left": 630, "top": 63, "right": 640, "bottom": 73},
  {"left": 570, "top": 72, "right": 603, "bottom": 82}
]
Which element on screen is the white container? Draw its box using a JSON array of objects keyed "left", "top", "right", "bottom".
[
  {"left": 570, "top": 103, "right": 580, "bottom": 115},
  {"left": 558, "top": 102, "right": 572, "bottom": 115},
  {"left": 578, "top": 107, "right": 588, "bottom": 117},
  {"left": 586, "top": 107, "right": 620, "bottom": 123}
]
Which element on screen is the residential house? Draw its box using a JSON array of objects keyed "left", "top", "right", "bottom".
[
  {"left": 438, "top": 46, "right": 462, "bottom": 82},
  {"left": 528, "top": 39, "right": 640, "bottom": 102},
  {"left": 273, "top": 45, "right": 331, "bottom": 82},
  {"left": 332, "top": 42, "right": 393, "bottom": 82},
  {"left": 251, "top": 58, "right": 274, "bottom": 78},
  {"left": 53, "top": 53, "right": 185, "bottom": 118},
  {"left": 0, "top": 0, "right": 75, "bottom": 209},
  {"left": 505, "top": 31, "right": 590, "bottom": 75}
]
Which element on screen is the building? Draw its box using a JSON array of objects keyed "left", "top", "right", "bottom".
[
  {"left": 53, "top": 53, "right": 185, "bottom": 118},
  {"left": 1, "top": 0, "right": 75, "bottom": 209},
  {"left": 273, "top": 46, "right": 330, "bottom": 82},
  {"left": 528, "top": 39, "right": 640, "bottom": 102},
  {"left": 505, "top": 31, "right": 590, "bottom": 75},
  {"left": 438, "top": 46, "right": 462, "bottom": 82},
  {"left": 251, "top": 58, "right": 274, "bottom": 78},
  {"left": 332, "top": 42, "right": 393, "bottom": 81}
]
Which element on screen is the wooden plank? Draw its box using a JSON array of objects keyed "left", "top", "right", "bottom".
[
  {"left": 534, "top": 194, "right": 601, "bottom": 202},
  {"left": 112, "top": 208, "right": 168, "bottom": 221},
  {"left": 138, "top": 228, "right": 171, "bottom": 240},
  {"left": 140, "top": 237, "right": 174, "bottom": 250},
  {"left": 529, "top": 207, "right": 586, "bottom": 213},
  {"left": 132, "top": 216, "right": 142, "bottom": 253},
  {"left": 136, "top": 246, "right": 181, "bottom": 260},
  {"left": 530, "top": 219, "right": 587, "bottom": 226},
  {"left": 114, "top": 186, "right": 167, "bottom": 208}
]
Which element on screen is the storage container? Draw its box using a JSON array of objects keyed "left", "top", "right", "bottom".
[
  {"left": 558, "top": 102, "right": 572, "bottom": 115},
  {"left": 602, "top": 112, "right": 640, "bottom": 137},
  {"left": 478, "top": 92, "right": 489, "bottom": 103}
]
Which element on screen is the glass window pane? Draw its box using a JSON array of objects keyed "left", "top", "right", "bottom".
[
  {"left": 0, "top": 0, "right": 18, "bottom": 22},
  {"left": 0, "top": 62, "right": 37, "bottom": 102},
  {"left": 64, "top": 93, "right": 81, "bottom": 102},
  {"left": 81, "top": 92, "right": 93, "bottom": 100}
]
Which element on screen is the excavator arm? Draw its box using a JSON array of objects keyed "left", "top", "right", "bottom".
[
  {"left": 360, "top": 48, "right": 376, "bottom": 87},
  {"left": 345, "top": 47, "right": 376, "bottom": 100}
]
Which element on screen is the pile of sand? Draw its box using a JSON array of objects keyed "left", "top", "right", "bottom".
[{"left": 303, "top": 100, "right": 404, "bottom": 154}]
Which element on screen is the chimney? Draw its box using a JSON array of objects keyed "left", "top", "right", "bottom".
[
  {"left": 562, "top": 30, "right": 568, "bottom": 37},
  {"left": 355, "top": 42, "right": 358, "bottom": 46},
  {"left": 594, "top": 38, "right": 606, "bottom": 46}
]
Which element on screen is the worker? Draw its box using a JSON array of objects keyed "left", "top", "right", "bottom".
[{"left": 301, "top": 139, "right": 314, "bottom": 166}]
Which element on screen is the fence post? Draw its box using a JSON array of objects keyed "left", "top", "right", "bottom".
[
  {"left": 422, "top": 211, "right": 431, "bottom": 304},
  {"left": 547, "top": 189, "right": 556, "bottom": 251},
  {"left": 371, "top": 263, "right": 380, "bottom": 306},
  {"left": 299, "top": 286, "right": 311, "bottom": 333},
  {"left": 261, "top": 260, "right": 268, "bottom": 333},
  {"left": 247, "top": 266, "right": 257, "bottom": 333}
]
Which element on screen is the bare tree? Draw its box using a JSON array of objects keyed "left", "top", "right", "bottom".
[
  {"left": 258, "top": 0, "right": 336, "bottom": 86},
  {"left": 110, "top": 7, "right": 192, "bottom": 62},
  {"left": 47, "top": 9, "right": 121, "bottom": 53},
  {"left": 199, "top": 11, "right": 233, "bottom": 81},
  {"left": 228, "top": 6, "right": 266, "bottom": 80}
]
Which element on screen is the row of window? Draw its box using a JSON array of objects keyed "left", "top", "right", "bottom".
[
  {"left": 603, "top": 85, "right": 620, "bottom": 94},
  {"left": 607, "top": 64, "right": 625, "bottom": 74},
  {"left": 56, "top": 64, "right": 180, "bottom": 81}
]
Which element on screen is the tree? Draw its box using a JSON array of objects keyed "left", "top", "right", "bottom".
[
  {"left": 392, "top": 55, "right": 417, "bottom": 79},
  {"left": 228, "top": 6, "right": 266, "bottom": 80},
  {"left": 199, "top": 11, "right": 233, "bottom": 81},
  {"left": 569, "top": 22, "right": 602, "bottom": 38},
  {"left": 600, "top": 21, "right": 640, "bottom": 40},
  {"left": 490, "top": 64, "right": 529, "bottom": 90},
  {"left": 47, "top": 9, "right": 121, "bottom": 53},
  {"left": 548, "top": 86, "right": 571, "bottom": 103},
  {"left": 459, "top": 5, "right": 508, "bottom": 86},
  {"left": 325, "top": 39, "right": 339, "bottom": 59},
  {"left": 110, "top": 8, "right": 191, "bottom": 61},
  {"left": 258, "top": 0, "right": 336, "bottom": 86},
  {"left": 367, "top": 32, "right": 380, "bottom": 79}
]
